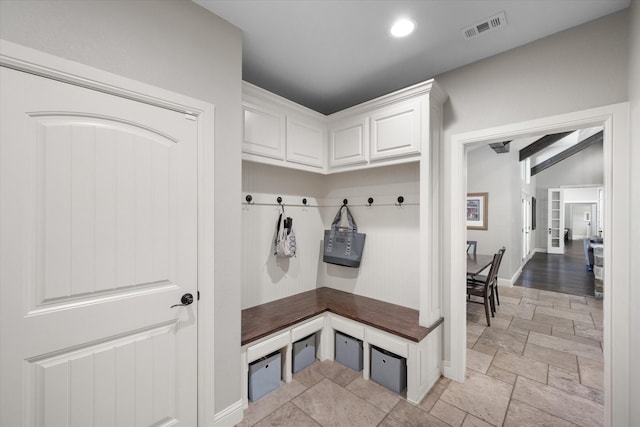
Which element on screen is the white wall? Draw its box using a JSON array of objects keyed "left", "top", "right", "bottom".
[
  {"left": 535, "top": 141, "right": 604, "bottom": 248},
  {"left": 241, "top": 161, "right": 421, "bottom": 310},
  {"left": 563, "top": 186, "right": 601, "bottom": 203},
  {"left": 535, "top": 141, "right": 604, "bottom": 188},
  {"left": 241, "top": 162, "right": 326, "bottom": 308},
  {"left": 319, "top": 163, "right": 421, "bottom": 308},
  {"left": 627, "top": 0, "right": 640, "bottom": 424},
  {"left": 436, "top": 9, "right": 628, "bottom": 367},
  {"left": 466, "top": 144, "right": 536, "bottom": 283},
  {"left": 0, "top": 0, "right": 243, "bottom": 416},
  {"left": 569, "top": 204, "right": 594, "bottom": 239}
]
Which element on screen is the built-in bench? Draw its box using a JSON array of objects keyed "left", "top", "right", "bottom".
[{"left": 241, "top": 287, "right": 443, "bottom": 407}]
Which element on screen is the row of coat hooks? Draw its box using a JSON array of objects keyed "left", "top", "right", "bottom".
[{"left": 244, "top": 194, "right": 407, "bottom": 207}]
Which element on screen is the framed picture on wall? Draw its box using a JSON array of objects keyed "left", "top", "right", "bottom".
[{"left": 466, "top": 192, "right": 488, "bottom": 230}]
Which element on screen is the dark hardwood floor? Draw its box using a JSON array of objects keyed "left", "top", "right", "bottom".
[{"left": 514, "top": 240, "right": 596, "bottom": 296}]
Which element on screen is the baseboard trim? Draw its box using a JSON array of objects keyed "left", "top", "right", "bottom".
[
  {"left": 214, "top": 399, "right": 243, "bottom": 427},
  {"left": 442, "top": 360, "right": 464, "bottom": 383},
  {"left": 497, "top": 277, "right": 513, "bottom": 288}
]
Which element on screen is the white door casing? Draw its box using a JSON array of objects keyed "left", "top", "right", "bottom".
[
  {"left": 522, "top": 195, "right": 531, "bottom": 261},
  {"left": 446, "top": 103, "right": 630, "bottom": 427},
  {"left": 547, "top": 188, "right": 565, "bottom": 254},
  {"left": 1, "top": 66, "right": 198, "bottom": 426},
  {"left": 597, "top": 187, "right": 604, "bottom": 237}
]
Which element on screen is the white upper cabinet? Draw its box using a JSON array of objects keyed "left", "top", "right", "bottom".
[
  {"left": 241, "top": 80, "right": 446, "bottom": 174},
  {"left": 242, "top": 82, "right": 327, "bottom": 173},
  {"left": 329, "top": 115, "right": 369, "bottom": 168},
  {"left": 242, "top": 102, "right": 285, "bottom": 160},
  {"left": 286, "top": 115, "right": 325, "bottom": 168},
  {"left": 370, "top": 98, "right": 421, "bottom": 161}
]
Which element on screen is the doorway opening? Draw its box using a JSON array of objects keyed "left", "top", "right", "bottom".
[
  {"left": 446, "top": 103, "right": 630, "bottom": 426},
  {"left": 464, "top": 125, "right": 603, "bottom": 296}
]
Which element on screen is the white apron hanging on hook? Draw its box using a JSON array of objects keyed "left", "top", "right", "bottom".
[{"left": 275, "top": 205, "right": 296, "bottom": 257}]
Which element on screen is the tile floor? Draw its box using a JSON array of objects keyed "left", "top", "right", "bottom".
[{"left": 237, "top": 286, "right": 604, "bottom": 426}]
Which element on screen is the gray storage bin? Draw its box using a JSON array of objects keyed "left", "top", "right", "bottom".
[
  {"left": 293, "top": 333, "right": 316, "bottom": 373},
  {"left": 370, "top": 346, "right": 407, "bottom": 393},
  {"left": 335, "top": 331, "right": 363, "bottom": 371},
  {"left": 248, "top": 351, "right": 281, "bottom": 401}
]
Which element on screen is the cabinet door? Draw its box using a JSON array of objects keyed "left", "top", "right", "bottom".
[
  {"left": 286, "top": 116, "right": 325, "bottom": 168},
  {"left": 242, "top": 102, "right": 286, "bottom": 160},
  {"left": 370, "top": 99, "right": 421, "bottom": 161},
  {"left": 329, "top": 116, "right": 368, "bottom": 168},
  {"left": 547, "top": 188, "right": 564, "bottom": 254}
]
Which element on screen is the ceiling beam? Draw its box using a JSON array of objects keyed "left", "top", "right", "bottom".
[
  {"left": 518, "top": 131, "right": 574, "bottom": 161},
  {"left": 531, "top": 131, "right": 603, "bottom": 176}
]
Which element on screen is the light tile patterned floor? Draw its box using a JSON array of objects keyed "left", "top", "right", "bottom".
[{"left": 237, "top": 286, "right": 604, "bottom": 426}]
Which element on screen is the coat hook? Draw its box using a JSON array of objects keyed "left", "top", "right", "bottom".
[
  {"left": 343, "top": 199, "right": 348, "bottom": 206},
  {"left": 245, "top": 194, "right": 254, "bottom": 204},
  {"left": 277, "top": 196, "right": 282, "bottom": 204},
  {"left": 395, "top": 196, "right": 405, "bottom": 206},
  {"left": 302, "top": 198, "right": 308, "bottom": 206},
  {"left": 366, "top": 197, "right": 374, "bottom": 207}
]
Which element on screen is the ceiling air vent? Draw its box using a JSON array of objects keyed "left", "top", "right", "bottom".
[
  {"left": 489, "top": 141, "right": 511, "bottom": 154},
  {"left": 462, "top": 11, "right": 507, "bottom": 40}
]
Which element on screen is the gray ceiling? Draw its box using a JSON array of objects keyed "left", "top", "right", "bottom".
[{"left": 194, "top": 0, "right": 630, "bottom": 115}]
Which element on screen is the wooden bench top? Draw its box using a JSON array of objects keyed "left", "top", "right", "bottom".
[{"left": 241, "top": 287, "right": 444, "bottom": 346}]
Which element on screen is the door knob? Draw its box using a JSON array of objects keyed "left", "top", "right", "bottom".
[{"left": 171, "top": 293, "right": 194, "bottom": 308}]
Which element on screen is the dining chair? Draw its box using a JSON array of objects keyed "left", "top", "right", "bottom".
[
  {"left": 492, "top": 247, "right": 506, "bottom": 306},
  {"left": 467, "top": 252, "right": 500, "bottom": 326},
  {"left": 467, "top": 240, "right": 477, "bottom": 255},
  {"left": 469, "top": 246, "right": 506, "bottom": 307}
]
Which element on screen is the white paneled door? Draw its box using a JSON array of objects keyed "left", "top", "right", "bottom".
[{"left": 1, "top": 67, "right": 198, "bottom": 426}]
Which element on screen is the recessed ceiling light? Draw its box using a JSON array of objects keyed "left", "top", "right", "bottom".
[{"left": 390, "top": 18, "right": 416, "bottom": 38}]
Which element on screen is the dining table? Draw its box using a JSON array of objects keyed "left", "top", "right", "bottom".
[{"left": 466, "top": 253, "right": 494, "bottom": 276}]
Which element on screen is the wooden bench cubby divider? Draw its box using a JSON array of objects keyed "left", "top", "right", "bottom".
[{"left": 241, "top": 287, "right": 443, "bottom": 408}]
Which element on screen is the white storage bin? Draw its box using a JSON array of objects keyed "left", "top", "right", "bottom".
[
  {"left": 335, "top": 331, "right": 363, "bottom": 371},
  {"left": 594, "top": 255, "right": 604, "bottom": 267},
  {"left": 370, "top": 346, "right": 407, "bottom": 393},
  {"left": 248, "top": 351, "right": 281, "bottom": 401},
  {"left": 594, "top": 265, "right": 604, "bottom": 280},
  {"left": 293, "top": 333, "right": 316, "bottom": 373}
]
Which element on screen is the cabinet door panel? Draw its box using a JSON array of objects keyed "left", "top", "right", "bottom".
[
  {"left": 243, "top": 103, "right": 285, "bottom": 160},
  {"left": 329, "top": 117, "right": 368, "bottom": 167},
  {"left": 286, "top": 117, "right": 325, "bottom": 168},
  {"left": 370, "top": 99, "right": 421, "bottom": 160}
]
